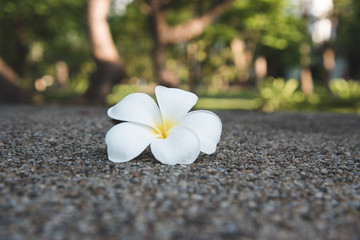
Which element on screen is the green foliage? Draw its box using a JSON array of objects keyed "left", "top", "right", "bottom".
[
  {"left": 0, "top": 0, "right": 90, "bottom": 89},
  {"left": 258, "top": 78, "right": 304, "bottom": 112},
  {"left": 196, "top": 97, "right": 261, "bottom": 110},
  {"left": 189, "top": 78, "right": 360, "bottom": 113},
  {"left": 110, "top": 0, "right": 309, "bottom": 91},
  {"left": 328, "top": 79, "right": 360, "bottom": 112},
  {"left": 334, "top": 0, "right": 360, "bottom": 47},
  {"left": 109, "top": 3, "right": 154, "bottom": 82},
  {"left": 1, "top": 0, "right": 359, "bottom": 114},
  {"left": 330, "top": 79, "right": 360, "bottom": 100},
  {"left": 334, "top": 0, "right": 360, "bottom": 78},
  {"left": 70, "top": 61, "right": 95, "bottom": 94},
  {"left": 164, "top": 0, "right": 225, "bottom": 26},
  {"left": 106, "top": 83, "right": 150, "bottom": 105},
  {"left": 198, "top": 0, "right": 307, "bottom": 84},
  {"left": 255, "top": 78, "right": 360, "bottom": 113},
  {"left": 200, "top": 44, "right": 239, "bottom": 88}
]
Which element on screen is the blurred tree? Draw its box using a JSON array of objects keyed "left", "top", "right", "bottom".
[
  {"left": 0, "top": 1, "right": 34, "bottom": 102},
  {"left": 188, "top": 0, "right": 307, "bottom": 91},
  {"left": 0, "top": 56, "right": 30, "bottom": 103},
  {"left": 0, "top": 0, "right": 90, "bottom": 102},
  {"left": 84, "top": 0, "right": 127, "bottom": 104},
  {"left": 4, "top": 0, "right": 354, "bottom": 106},
  {"left": 334, "top": 0, "right": 360, "bottom": 79},
  {"left": 142, "top": 0, "right": 234, "bottom": 87},
  {"left": 108, "top": 3, "right": 153, "bottom": 83}
]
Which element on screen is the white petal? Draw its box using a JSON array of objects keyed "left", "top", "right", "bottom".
[
  {"left": 180, "top": 110, "right": 222, "bottom": 154},
  {"left": 108, "top": 93, "right": 162, "bottom": 128},
  {"left": 150, "top": 126, "right": 200, "bottom": 165},
  {"left": 105, "top": 122, "right": 156, "bottom": 163},
  {"left": 155, "top": 86, "right": 198, "bottom": 122}
]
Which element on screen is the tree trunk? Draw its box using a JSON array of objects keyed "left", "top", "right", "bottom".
[
  {"left": 152, "top": 39, "right": 179, "bottom": 87},
  {"left": 0, "top": 56, "right": 30, "bottom": 103},
  {"left": 157, "top": 0, "right": 234, "bottom": 44},
  {"left": 148, "top": 9, "right": 177, "bottom": 87},
  {"left": 187, "top": 43, "right": 198, "bottom": 93},
  {"left": 301, "top": 68, "right": 313, "bottom": 95},
  {"left": 322, "top": 46, "right": 335, "bottom": 88},
  {"left": 84, "top": 0, "right": 127, "bottom": 104},
  {"left": 300, "top": 44, "right": 313, "bottom": 95}
]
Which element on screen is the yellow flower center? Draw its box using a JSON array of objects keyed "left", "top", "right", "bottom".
[{"left": 154, "top": 118, "right": 175, "bottom": 139}]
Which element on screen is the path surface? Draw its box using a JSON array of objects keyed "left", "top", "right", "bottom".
[{"left": 0, "top": 105, "right": 359, "bottom": 239}]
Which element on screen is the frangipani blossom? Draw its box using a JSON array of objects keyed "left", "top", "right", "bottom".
[{"left": 105, "top": 86, "right": 222, "bottom": 165}]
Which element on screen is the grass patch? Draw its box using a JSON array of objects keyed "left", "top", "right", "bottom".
[{"left": 196, "top": 97, "right": 261, "bottom": 110}]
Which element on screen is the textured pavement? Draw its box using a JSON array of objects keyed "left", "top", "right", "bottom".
[{"left": 0, "top": 105, "right": 359, "bottom": 240}]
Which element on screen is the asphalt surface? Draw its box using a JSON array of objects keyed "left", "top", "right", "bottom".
[{"left": 0, "top": 105, "right": 359, "bottom": 240}]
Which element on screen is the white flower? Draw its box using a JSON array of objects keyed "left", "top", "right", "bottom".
[{"left": 105, "top": 86, "right": 222, "bottom": 165}]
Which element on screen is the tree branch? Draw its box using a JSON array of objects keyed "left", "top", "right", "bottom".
[
  {"left": 0, "top": 57, "right": 18, "bottom": 84},
  {"left": 157, "top": 0, "right": 234, "bottom": 44},
  {"left": 0, "top": 56, "right": 30, "bottom": 103}
]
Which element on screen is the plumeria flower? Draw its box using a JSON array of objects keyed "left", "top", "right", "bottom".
[{"left": 105, "top": 86, "right": 222, "bottom": 165}]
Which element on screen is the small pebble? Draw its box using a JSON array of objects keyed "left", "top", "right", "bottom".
[{"left": 320, "top": 169, "right": 329, "bottom": 175}]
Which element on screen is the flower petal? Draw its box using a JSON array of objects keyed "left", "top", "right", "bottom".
[
  {"left": 180, "top": 110, "right": 222, "bottom": 154},
  {"left": 155, "top": 86, "right": 198, "bottom": 122},
  {"left": 150, "top": 126, "right": 200, "bottom": 165},
  {"left": 105, "top": 122, "right": 157, "bottom": 163},
  {"left": 108, "top": 93, "right": 162, "bottom": 128}
]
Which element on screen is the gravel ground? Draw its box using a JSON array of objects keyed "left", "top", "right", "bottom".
[{"left": 0, "top": 105, "right": 359, "bottom": 240}]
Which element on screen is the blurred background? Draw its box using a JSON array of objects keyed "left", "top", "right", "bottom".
[{"left": 0, "top": 0, "right": 359, "bottom": 113}]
